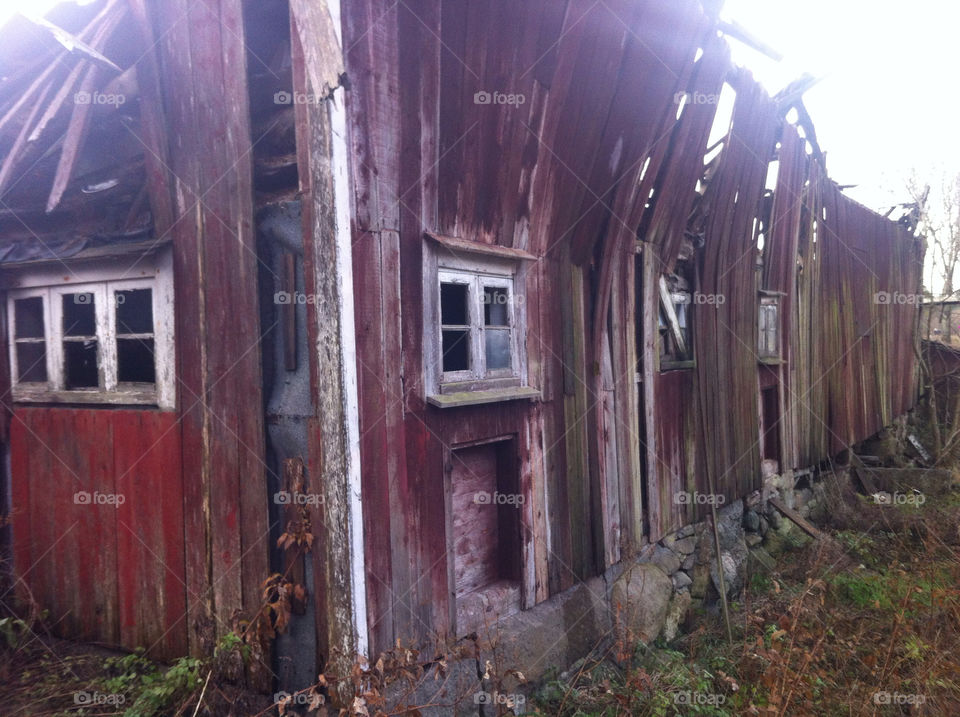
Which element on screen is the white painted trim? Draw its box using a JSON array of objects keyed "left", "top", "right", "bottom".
[
  {"left": 329, "top": 77, "right": 368, "bottom": 655},
  {"left": 426, "top": 251, "right": 527, "bottom": 397},
  {"left": 5, "top": 249, "right": 176, "bottom": 409}
]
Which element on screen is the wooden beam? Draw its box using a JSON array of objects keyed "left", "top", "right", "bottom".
[
  {"left": 0, "top": 0, "right": 121, "bottom": 137},
  {"left": 424, "top": 232, "right": 537, "bottom": 262},
  {"left": 22, "top": 14, "right": 124, "bottom": 73},
  {"left": 658, "top": 276, "right": 687, "bottom": 356},
  {"left": 45, "top": 5, "right": 128, "bottom": 213},
  {"left": 717, "top": 19, "right": 783, "bottom": 61},
  {"left": 127, "top": 0, "right": 175, "bottom": 237},
  {"left": 769, "top": 497, "right": 824, "bottom": 539}
]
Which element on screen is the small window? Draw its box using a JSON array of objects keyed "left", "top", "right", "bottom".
[
  {"left": 423, "top": 234, "right": 537, "bottom": 405},
  {"left": 437, "top": 270, "right": 518, "bottom": 385},
  {"left": 658, "top": 276, "right": 693, "bottom": 368},
  {"left": 6, "top": 255, "right": 174, "bottom": 408},
  {"left": 759, "top": 296, "right": 779, "bottom": 360}
]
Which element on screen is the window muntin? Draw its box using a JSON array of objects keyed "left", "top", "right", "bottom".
[
  {"left": 436, "top": 269, "right": 520, "bottom": 387},
  {"left": 7, "top": 272, "right": 173, "bottom": 407}
]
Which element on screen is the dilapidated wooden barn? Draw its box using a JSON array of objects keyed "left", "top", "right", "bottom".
[{"left": 0, "top": 0, "right": 923, "bottom": 697}]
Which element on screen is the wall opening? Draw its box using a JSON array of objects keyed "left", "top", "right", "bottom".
[{"left": 449, "top": 439, "right": 522, "bottom": 634}]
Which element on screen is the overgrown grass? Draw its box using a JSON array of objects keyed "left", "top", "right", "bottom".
[
  {"left": 526, "top": 480, "right": 960, "bottom": 717},
  {"left": 0, "top": 622, "right": 269, "bottom": 716}
]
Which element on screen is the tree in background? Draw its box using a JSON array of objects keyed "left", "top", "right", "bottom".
[{"left": 906, "top": 171, "right": 960, "bottom": 299}]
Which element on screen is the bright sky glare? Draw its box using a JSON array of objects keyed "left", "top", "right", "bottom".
[
  {"left": 2, "top": 0, "right": 954, "bottom": 216},
  {"left": 0, "top": 0, "right": 61, "bottom": 24},
  {"left": 722, "top": 0, "right": 960, "bottom": 213}
]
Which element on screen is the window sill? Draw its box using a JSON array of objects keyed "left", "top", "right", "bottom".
[
  {"left": 659, "top": 359, "right": 695, "bottom": 371},
  {"left": 427, "top": 386, "right": 540, "bottom": 408},
  {"left": 12, "top": 387, "right": 162, "bottom": 407}
]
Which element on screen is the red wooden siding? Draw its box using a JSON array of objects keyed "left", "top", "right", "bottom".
[
  {"left": 345, "top": 0, "right": 923, "bottom": 655},
  {"left": 11, "top": 407, "right": 187, "bottom": 659}
]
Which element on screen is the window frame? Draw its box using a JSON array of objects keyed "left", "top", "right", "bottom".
[
  {"left": 657, "top": 276, "right": 695, "bottom": 370},
  {"left": 4, "top": 248, "right": 175, "bottom": 409},
  {"left": 758, "top": 293, "right": 781, "bottom": 362},
  {"left": 423, "top": 234, "right": 535, "bottom": 405}
]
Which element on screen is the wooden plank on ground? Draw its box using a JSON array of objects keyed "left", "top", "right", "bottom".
[{"left": 769, "top": 497, "right": 823, "bottom": 540}]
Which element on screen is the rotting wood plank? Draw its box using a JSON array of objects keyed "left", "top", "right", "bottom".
[{"left": 769, "top": 497, "right": 823, "bottom": 540}]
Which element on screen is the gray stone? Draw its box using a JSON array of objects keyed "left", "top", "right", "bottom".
[
  {"left": 767, "top": 509, "right": 783, "bottom": 530},
  {"left": 690, "top": 561, "right": 711, "bottom": 599},
  {"left": 682, "top": 553, "right": 695, "bottom": 571},
  {"left": 611, "top": 563, "right": 673, "bottom": 644},
  {"left": 710, "top": 551, "right": 745, "bottom": 599},
  {"left": 478, "top": 575, "right": 611, "bottom": 686},
  {"left": 758, "top": 515, "right": 769, "bottom": 536},
  {"left": 715, "top": 499, "right": 744, "bottom": 549},
  {"left": 743, "top": 510, "right": 760, "bottom": 532},
  {"left": 383, "top": 653, "right": 483, "bottom": 717},
  {"left": 651, "top": 545, "right": 681, "bottom": 575},
  {"left": 662, "top": 590, "right": 693, "bottom": 642},
  {"left": 745, "top": 533, "right": 763, "bottom": 548},
  {"left": 678, "top": 523, "right": 696, "bottom": 538},
  {"left": 660, "top": 532, "right": 678, "bottom": 550},
  {"left": 672, "top": 571, "right": 692, "bottom": 590},
  {"left": 674, "top": 537, "right": 697, "bottom": 555}
]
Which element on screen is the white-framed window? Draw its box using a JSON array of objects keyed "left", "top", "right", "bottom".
[
  {"left": 758, "top": 295, "right": 779, "bottom": 360},
  {"left": 5, "top": 248, "right": 175, "bottom": 408},
  {"left": 423, "top": 234, "right": 537, "bottom": 406},
  {"left": 438, "top": 270, "right": 517, "bottom": 382}
]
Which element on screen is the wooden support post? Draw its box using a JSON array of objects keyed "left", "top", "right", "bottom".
[{"left": 151, "top": 0, "right": 270, "bottom": 688}]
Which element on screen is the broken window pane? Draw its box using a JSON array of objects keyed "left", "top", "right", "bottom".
[
  {"left": 116, "top": 289, "right": 153, "bottom": 334},
  {"left": 14, "top": 297, "right": 44, "bottom": 339},
  {"left": 440, "top": 283, "right": 468, "bottom": 326},
  {"left": 63, "top": 293, "right": 96, "bottom": 336},
  {"left": 118, "top": 338, "right": 156, "bottom": 383},
  {"left": 483, "top": 287, "right": 509, "bottom": 326},
  {"left": 442, "top": 329, "right": 470, "bottom": 372},
  {"left": 16, "top": 342, "right": 47, "bottom": 382},
  {"left": 64, "top": 340, "right": 99, "bottom": 388},
  {"left": 485, "top": 329, "right": 511, "bottom": 370}
]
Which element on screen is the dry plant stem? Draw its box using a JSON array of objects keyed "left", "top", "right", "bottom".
[
  {"left": 557, "top": 632, "right": 614, "bottom": 715},
  {"left": 777, "top": 631, "right": 825, "bottom": 717},
  {"left": 190, "top": 670, "right": 212, "bottom": 717},
  {"left": 709, "top": 502, "right": 734, "bottom": 645}
]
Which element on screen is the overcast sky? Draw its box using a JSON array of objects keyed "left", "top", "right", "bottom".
[{"left": 723, "top": 0, "right": 959, "bottom": 215}]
